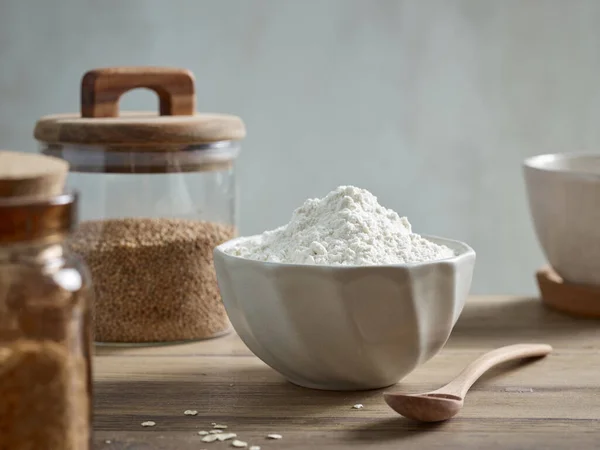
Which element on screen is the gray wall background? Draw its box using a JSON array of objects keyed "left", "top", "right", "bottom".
[{"left": 2, "top": 0, "right": 599, "bottom": 294}]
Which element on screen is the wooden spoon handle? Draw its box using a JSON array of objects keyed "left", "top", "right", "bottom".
[{"left": 433, "top": 343, "right": 552, "bottom": 398}]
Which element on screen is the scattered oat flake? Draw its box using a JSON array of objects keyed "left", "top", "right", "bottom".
[
  {"left": 202, "top": 434, "right": 220, "bottom": 443},
  {"left": 352, "top": 403, "right": 364, "bottom": 409},
  {"left": 217, "top": 433, "right": 238, "bottom": 441},
  {"left": 198, "top": 431, "right": 209, "bottom": 435},
  {"left": 184, "top": 409, "right": 198, "bottom": 416},
  {"left": 267, "top": 434, "right": 282, "bottom": 440},
  {"left": 210, "top": 429, "right": 223, "bottom": 434},
  {"left": 141, "top": 421, "right": 156, "bottom": 427},
  {"left": 232, "top": 440, "right": 248, "bottom": 448},
  {"left": 213, "top": 424, "right": 228, "bottom": 429},
  {"left": 250, "top": 446, "right": 261, "bottom": 450}
]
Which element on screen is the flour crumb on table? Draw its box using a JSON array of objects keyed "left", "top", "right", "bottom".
[
  {"left": 213, "top": 423, "right": 228, "bottom": 429},
  {"left": 352, "top": 403, "right": 364, "bottom": 409},
  {"left": 141, "top": 421, "right": 156, "bottom": 427},
  {"left": 231, "top": 440, "right": 248, "bottom": 448},
  {"left": 184, "top": 409, "right": 198, "bottom": 416},
  {"left": 227, "top": 186, "right": 454, "bottom": 265},
  {"left": 267, "top": 433, "right": 283, "bottom": 440},
  {"left": 249, "top": 446, "right": 261, "bottom": 450},
  {"left": 198, "top": 430, "right": 209, "bottom": 435}
]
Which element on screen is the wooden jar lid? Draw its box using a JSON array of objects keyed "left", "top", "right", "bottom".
[
  {"left": 33, "top": 67, "right": 246, "bottom": 148},
  {"left": 0, "top": 150, "right": 68, "bottom": 198},
  {"left": 536, "top": 266, "right": 600, "bottom": 318}
]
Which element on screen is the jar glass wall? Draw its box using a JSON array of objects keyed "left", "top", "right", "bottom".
[
  {"left": 41, "top": 142, "right": 239, "bottom": 345},
  {"left": 0, "top": 193, "right": 92, "bottom": 450}
]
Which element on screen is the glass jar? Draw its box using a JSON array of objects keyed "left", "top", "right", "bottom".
[
  {"left": 34, "top": 67, "right": 246, "bottom": 345},
  {"left": 0, "top": 192, "right": 92, "bottom": 450}
]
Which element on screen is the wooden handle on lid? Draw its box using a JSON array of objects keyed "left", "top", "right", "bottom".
[{"left": 81, "top": 67, "right": 196, "bottom": 118}]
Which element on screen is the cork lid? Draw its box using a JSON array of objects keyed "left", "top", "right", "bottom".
[
  {"left": 0, "top": 151, "right": 74, "bottom": 244},
  {"left": 33, "top": 67, "right": 246, "bottom": 148},
  {"left": 0, "top": 151, "right": 69, "bottom": 198}
]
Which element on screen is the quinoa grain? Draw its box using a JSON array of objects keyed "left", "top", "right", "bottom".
[
  {"left": 0, "top": 340, "right": 89, "bottom": 450},
  {"left": 69, "top": 218, "right": 235, "bottom": 343}
]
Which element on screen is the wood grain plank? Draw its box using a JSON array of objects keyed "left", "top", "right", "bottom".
[
  {"left": 94, "top": 296, "right": 600, "bottom": 357},
  {"left": 94, "top": 352, "right": 600, "bottom": 387},
  {"left": 93, "top": 296, "right": 600, "bottom": 449},
  {"left": 93, "top": 426, "right": 600, "bottom": 450}
]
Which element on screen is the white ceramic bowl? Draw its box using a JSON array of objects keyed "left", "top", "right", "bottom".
[
  {"left": 214, "top": 236, "right": 475, "bottom": 391},
  {"left": 524, "top": 153, "right": 600, "bottom": 285}
]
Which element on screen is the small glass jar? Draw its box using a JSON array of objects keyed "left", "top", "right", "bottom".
[
  {"left": 34, "top": 67, "right": 246, "bottom": 345},
  {"left": 0, "top": 192, "right": 92, "bottom": 450}
]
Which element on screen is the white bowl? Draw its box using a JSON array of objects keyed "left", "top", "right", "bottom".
[
  {"left": 524, "top": 153, "right": 600, "bottom": 285},
  {"left": 214, "top": 236, "right": 476, "bottom": 391}
]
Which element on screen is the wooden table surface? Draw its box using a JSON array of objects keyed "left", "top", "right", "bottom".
[{"left": 94, "top": 296, "right": 600, "bottom": 449}]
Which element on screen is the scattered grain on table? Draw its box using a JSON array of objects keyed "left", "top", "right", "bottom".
[{"left": 217, "top": 433, "right": 237, "bottom": 441}]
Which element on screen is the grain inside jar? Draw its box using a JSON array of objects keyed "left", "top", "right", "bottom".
[
  {"left": 69, "top": 218, "right": 235, "bottom": 343},
  {"left": 0, "top": 340, "right": 89, "bottom": 450}
]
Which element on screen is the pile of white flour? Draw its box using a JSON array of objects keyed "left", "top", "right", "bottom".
[{"left": 227, "top": 186, "right": 454, "bottom": 265}]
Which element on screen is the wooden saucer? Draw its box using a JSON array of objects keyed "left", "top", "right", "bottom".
[{"left": 536, "top": 266, "right": 600, "bottom": 318}]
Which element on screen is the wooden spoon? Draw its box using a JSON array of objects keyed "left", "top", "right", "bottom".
[{"left": 383, "top": 343, "right": 552, "bottom": 422}]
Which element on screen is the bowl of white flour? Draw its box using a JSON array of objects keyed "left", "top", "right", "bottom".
[{"left": 214, "top": 186, "right": 475, "bottom": 390}]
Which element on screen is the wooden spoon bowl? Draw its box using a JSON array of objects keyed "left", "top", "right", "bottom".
[{"left": 384, "top": 343, "right": 552, "bottom": 422}]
